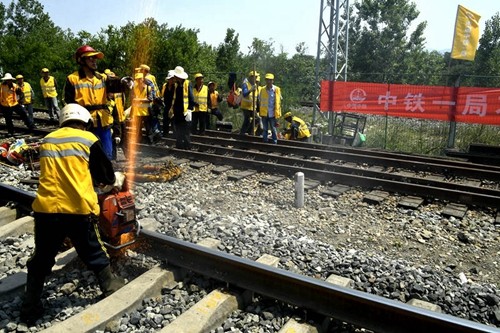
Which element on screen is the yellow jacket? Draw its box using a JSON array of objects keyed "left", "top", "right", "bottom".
[
  {"left": 66, "top": 71, "right": 113, "bottom": 127},
  {"left": 32, "top": 127, "right": 100, "bottom": 215},
  {"left": 0, "top": 83, "right": 20, "bottom": 107}
]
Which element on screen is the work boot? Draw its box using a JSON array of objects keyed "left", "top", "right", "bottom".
[
  {"left": 20, "top": 273, "right": 45, "bottom": 326},
  {"left": 97, "top": 265, "right": 125, "bottom": 297}
]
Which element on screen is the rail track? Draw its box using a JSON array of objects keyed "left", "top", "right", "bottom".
[
  {"left": 0, "top": 183, "right": 497, "bottom": 332},
  {"left": 5, "top": 112, "right": 500, "bottom": 213}
]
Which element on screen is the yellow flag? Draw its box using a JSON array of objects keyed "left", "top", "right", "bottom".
[{"left": 451, "top": 5, "right": 481, "bottom": 61}]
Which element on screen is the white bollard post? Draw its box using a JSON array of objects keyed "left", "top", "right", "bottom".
[{"left": 294, "top": 172, "right": 304, "bottom": 208}]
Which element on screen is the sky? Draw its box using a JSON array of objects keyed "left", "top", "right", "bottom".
[{"left": 3, "top": 0, "right": 499, "bottom": 55}]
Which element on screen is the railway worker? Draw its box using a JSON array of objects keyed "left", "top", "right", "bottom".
[
  {"left": 171, "top": 66, "right": 195, "bottom": 149},
  {"left": 16, "top": 74, "right": 35, "bottom": 123},
  {"left": 39, "top": 67, "right": 60, "bottom": 121},
  {"left": 105, "top": 69, "right": 127, "bottom": 159},
  {"left": 161, "top": 69, "right": 176, "bottom": 138},
  {"left": 131, "top": 72, "right": 154, "bottom": 144},
  {"left": 192, "top": 73, "right": 209, "bottom": 135},
  {"left": 21, "top": 103, "right": 125, "bottom": 325},
  {"left": 140, "top": 64, "right": 162, "bottom": 141},
  {"left": 258, "top": 73, "right": 282, "bottom": 144},
  {"left": 282, "top": 112, "right": 311, "bottom": 141},
  {"left": 0, "top": 73, "right": 36, "bottom": 137},
  {"left": 207, "top": 81, "right": 223, "bottom": 129},
  {"left": 239, "top": 70, "right": 259, "bottom": 135},
  {"left": 64, "top": 45, "right": 120, "bottom": 160}
]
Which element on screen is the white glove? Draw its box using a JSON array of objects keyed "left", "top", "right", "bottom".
[
  {"left": 185, "top": 109, "right": 192, "bottom": 122},
  {"left": 114, "top": 137, "right": 121, "bottom": 144},
  {"left": 113, "top": 171, "right": 126, "bottom": 190}
]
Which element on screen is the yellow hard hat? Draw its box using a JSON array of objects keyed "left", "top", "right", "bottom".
[
  {"left": 194, "top": 73, "right": 204, "bottom": 79},
  {"left": 265, "top": 73, "right": 274, "bottom": 80},
  {"left": 15, "top": 74, "right": 23, "bottom": 79},
  {"left": 134, "top": 72, "right": 143, "bottom": 80},
  {"left": 140, "top": 64, "right": 150, "bottom": 71},
  {"left": 41, "top": 68, "right": 49, "bottom": 73},
  {"left": 248, "top": 70, "right": 259, "bottom": 77},
  {"left": 284, "top": 112, "right": 292, "bottom": 119}
]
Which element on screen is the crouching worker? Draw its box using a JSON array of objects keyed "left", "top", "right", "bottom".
[
  {"left": 21, "top": 103, "right": 125, "bottom": 325},
  {"left": 282, "top": 112, "right": 311, "bottom": 142}
]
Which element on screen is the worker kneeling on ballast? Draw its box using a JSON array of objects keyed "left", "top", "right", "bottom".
[
  {"left": 282, "top": 112, "right": 311, "bottom": 142},
  {"left": 21, "top": 104, "right": 125, "bottom": 325}
]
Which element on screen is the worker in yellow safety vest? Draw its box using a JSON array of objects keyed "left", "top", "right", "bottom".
[
  {"left": 16, "top": 74, "right": 35, "bottom": 123},
  {"left": 0, "top": 73, "right": 35, "bottom": 137},
  {"left": 282, "top": 112, "right": 311, "bottom": 141},
  {"left": 21, "top": 103, "right": 124, "bottom": 325},
  {"left": 257, "top": 73, "right": 282, "bottom": 144},
  {"left": 64, "top": 45, "right": 120, "bottom": 160},
  {"left": 192, "top": 73, "right": 209, "bottom": 135},
  {"left": 39, "top": 68, "right": 61, "bottom": 121}
]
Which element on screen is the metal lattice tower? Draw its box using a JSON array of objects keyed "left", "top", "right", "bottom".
[{"left": 312, "top": 0, "right": 350, "bottom": 135}]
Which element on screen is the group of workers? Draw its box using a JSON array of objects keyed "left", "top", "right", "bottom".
[
  {"left": 237, "top": 70, "right": 311, "bottom": 143},
  {"left": 3, "top": 44, "right": 312, "bottom": 325}
]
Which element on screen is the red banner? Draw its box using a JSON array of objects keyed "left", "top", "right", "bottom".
[{"left": 320, "top": 81, "right": 500, "bottom": 125}]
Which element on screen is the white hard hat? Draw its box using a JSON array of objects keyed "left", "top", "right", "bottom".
[{"left": 60, "top": 103, "right": 92, "bottom": 127}]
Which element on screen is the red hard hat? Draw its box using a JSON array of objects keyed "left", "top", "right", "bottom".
[{"left": 75, "top": 45, "right": 104, "bottom": 62}]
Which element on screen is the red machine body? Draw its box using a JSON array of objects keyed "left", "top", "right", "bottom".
[{"left": 97, "top": 190, "right": 139, "bottom": 249}]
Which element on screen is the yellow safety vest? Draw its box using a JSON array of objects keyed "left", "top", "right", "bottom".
[
  {"left": 113, "top": 92, "right": 126, "bottom": 122},
  {"left": 193, "top": 85, "right": 208, "bottom": 112},
  {"left": 132, "top": 83, "right": 151, "bottom": 117},
  {"left": 258, "top": 86, "right": 282, "bottom": 118},
  {"left": 32, "top": 127, "right": 100, "bottom": 215},
  {"left": 19, "top": 82, "right": 33, "bottom": 104},
  {"left": 0, "top": 83, "right": 19, "bottom": 107},
  {"left": 40, "top": 76, "right": 58, "bottom": 98},
  {"left": 240, "top": 80, "right": 258, "bottom": 111},
  {"left": 67, "top": 71, "right": 113, "bottom": 127}
]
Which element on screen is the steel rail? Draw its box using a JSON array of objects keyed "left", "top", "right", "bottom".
[
  {"left": 140, "top": 229, "right": 498, "bottom": 333},
  {"left": 142, "top": 143, "right": 500, "bottom": 208},
  {"left": 203, "top": 130, "right": 500, "bottom": 172},
  {"left": 191, "top": 135, "right": 500, "bottom": 182}
]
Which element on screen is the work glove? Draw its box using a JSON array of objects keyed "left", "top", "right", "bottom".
[
  {"left": 185, "top": 109, "right": 192, "bottom": 122},
  {"left": 114, "top": 137, "right": 121, "bottom": 144}
]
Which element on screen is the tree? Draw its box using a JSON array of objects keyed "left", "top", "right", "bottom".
[
  {"left": 348, "top": 0, "right": 428, "bottom": 83},
  {"left": 216, "top": 28, "right": 241, "bottom": 74},
  {"left": 473, "top": 12, "right": 500, "bottom": 87},
  {"left": 0, "top": 0, "right": 75, "bottom": 105}
]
